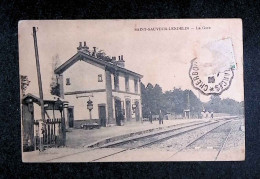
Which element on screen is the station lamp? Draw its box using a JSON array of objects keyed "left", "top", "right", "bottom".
[{"left": 87, "top": 98, "right": 93, "bottom": 120}]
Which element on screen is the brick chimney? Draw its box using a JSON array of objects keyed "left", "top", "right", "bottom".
[
  {"left": 77, "top": 41, "right": 90, "bottom": 54},
  {"left": 77, "top": 42, "right": 82, "bottom": 51},
  {"left": 92, "top": 47, "right": 97, "bottom": 57},
  {"left": 117, "top": 55, "right": 125, "bottom": 68}
]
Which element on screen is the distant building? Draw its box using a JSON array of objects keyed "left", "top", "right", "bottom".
[{"left": 55, "top": 42, "right": 143, "bottom": 128}]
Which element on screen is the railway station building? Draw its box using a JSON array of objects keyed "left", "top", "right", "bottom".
[{"left": 55, "top": 42, "right": 143, "bottom": 128}]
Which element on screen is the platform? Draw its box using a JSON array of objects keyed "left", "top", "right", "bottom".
[{"left": 66, "top": 119, "right": 208, "bottom": 148}]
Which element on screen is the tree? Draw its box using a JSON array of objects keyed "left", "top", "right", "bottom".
[
  {"left": 141, "top": 82, "right": 149, "bottom": 117},
  {"left": 204, "top": 95, "right": 222, "bottom": 113},
  {"left": 204, "top": 95, "right": 243, "bottom": 115},
  {"left": 96, "top": 49, "right": 106, "bottom": 59},
  {"left": 141, "top": 81, "right": 242, "bottom": 118},
  {"left": 50, "top": 54, "right": 61, "bottom": 96},
  {"left": 20, "top": 75, "right": 30, "bottom": 96},
  {"left": 96, "top": 49, "right": 111, "bottom": 62},
  {"left": 185, "top": 90, "right": 203, "bottom": 117},
  {"left": 152, "top": 84, "right": 163, "bottom": 113},
  {"left": 162, "top": 91, "right": 176, "bottom": 114},
  {"left": 170, "top": 88, "right": 185, "bottom": 114},
  {"left": 141, "top": 83, "right": 164, "bottom": 117}
]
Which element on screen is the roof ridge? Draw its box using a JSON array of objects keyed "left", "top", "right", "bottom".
[{"left": 55, "top": 52, "right": 143, "bottom": 78}]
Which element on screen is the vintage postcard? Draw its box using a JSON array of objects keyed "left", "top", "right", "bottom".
[{"left": 19, "top": 19, "right": 244, "bottom": 162}]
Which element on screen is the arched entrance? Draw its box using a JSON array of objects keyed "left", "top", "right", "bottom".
[
  {"left": 114, "top": 98, "right": 122, "bottom": 126},
  {"left": 125, "top": 99, "right": 131, "bottom": 121}
]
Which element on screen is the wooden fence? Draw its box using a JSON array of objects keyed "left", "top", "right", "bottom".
[{"left": 34, "top": 118, "right": 66, "bottom": 150}]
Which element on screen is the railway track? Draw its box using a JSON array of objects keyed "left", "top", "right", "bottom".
[
  {"left": 44, "top": 119, "right": 210, "bottom": 162},
  {"left": 214, "top": 124, "right": 234, "bottom": 161},
  {"left": 44, "top": 117, "right": 238, "bottom": 162},
  {"left": 166, "top": 119, "right": 234, "bottom": 161},
  {"left": 100, "top": 120, "right": 216, "bottom": 148},
  {"left": 91, "top": 118, "right": 235, "bottom": 162}
]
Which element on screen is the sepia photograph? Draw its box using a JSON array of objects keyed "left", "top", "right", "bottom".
[{"left": 19, "top": 19, "right": 244, "bottom": 162}]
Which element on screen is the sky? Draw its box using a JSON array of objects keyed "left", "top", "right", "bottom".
[{"left": 19, "top": 19, "right": 243, "bottom": 102}]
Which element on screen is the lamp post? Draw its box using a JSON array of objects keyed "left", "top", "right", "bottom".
[{"left": 87, "top": 97, "right": 93, "bottom": 120}]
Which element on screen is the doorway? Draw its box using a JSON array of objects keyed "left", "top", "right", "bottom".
[
  {"left": 115, "top": 99, "right": 122, "bottom": 126},
  {"left": 98, "top": 104, "right": 106, "bottom": 127},
  {"left": 67, "top": 107, "right": 74, "bottom": 128},
  {"left": 125, "top": 100, "right": 131, "bottom": 121},
  {"left": 135, "top": 101, "right": 140, "bottom": 121}
]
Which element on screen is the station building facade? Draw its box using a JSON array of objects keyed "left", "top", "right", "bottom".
[{"left": 55, "top": 42, "right": 143, "bottom": 128}]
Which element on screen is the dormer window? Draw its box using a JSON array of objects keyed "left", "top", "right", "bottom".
[
  {"left": 66, "top": 78, "right": 71, "bottom": 85},
  {"left": 98, "top": 74, "right": 103, "bottom": 82}
]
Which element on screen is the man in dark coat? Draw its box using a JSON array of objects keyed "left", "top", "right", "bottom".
[
  {"left": 119, "top": 110, "right": 124, "bottom": 126},
  {"left": 149, "top": 111, "right": 153, "bottom": 124},
  {"left": 159, "top": 110, "right": 164, "bottom": 124}
]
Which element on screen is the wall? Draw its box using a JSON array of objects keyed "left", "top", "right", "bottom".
[
  {"left": 112, "top": 91, "right": 142, "bottom": 121},
  {"left": 64, "top": 91, "right": 107, "bottom": 121},
  {"left": 118, "top": 73, "right": 125, "bottom": 91},
  {"left": 129, "top": 76, "right": 140, "bottom": 94},
  {"left": 111, "top": 73, "right": 141, "bottom": 95},
  {"left": 63, "top": 60, "right": 106, "bottom": 93}
]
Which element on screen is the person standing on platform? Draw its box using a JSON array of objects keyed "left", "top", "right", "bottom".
[
  {"left": 149, "top": 111, "right": 153, "bottom": 124},
  {"left": 211, "top": 112, "right": 214, "bottom": 119},
  {"left": 159, "top": 110, "right": 164, "bottom": 124}
]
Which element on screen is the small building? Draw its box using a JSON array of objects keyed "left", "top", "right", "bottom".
[
  {"left": 55, "top": 42, "right": 143, "bottom": 128},
  {"left": 22, "top": 93, "right": 67, "bottom": 151}
]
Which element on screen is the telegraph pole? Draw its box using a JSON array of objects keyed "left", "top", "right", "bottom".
[
  {"left": 33, "top": 27, "right": 45, "bottom": 122},
  {"left": 187, "top": 90, "right": 190, "bottom": 119}
]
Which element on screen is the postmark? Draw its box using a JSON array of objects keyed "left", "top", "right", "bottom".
[
  {"left": 189, "top": 58, "right": 234, "bottom": 95},
  {"left": 189, "top": 38, "right": 236, "bottom": 95}
]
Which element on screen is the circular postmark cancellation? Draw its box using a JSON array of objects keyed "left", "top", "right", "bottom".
[{"left": 189, "top": 58, "right": 234, "bottom": 95}]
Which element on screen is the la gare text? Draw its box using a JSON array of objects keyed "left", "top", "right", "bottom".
[{"left": 134, "top": 26, "right": 211, "bottom": 31}]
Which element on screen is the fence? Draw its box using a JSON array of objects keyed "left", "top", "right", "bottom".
[{"left": 34, "top": 118, "right": 66, "bottom": 150}]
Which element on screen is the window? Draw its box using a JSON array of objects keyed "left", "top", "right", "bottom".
[
  {"left": 125, "top": 76, "right": 129, "bottom": 92},
  {"left": 66, "top": 78, "right": 71, "bottom": 85},
  {"left": 114, "top": 73, "right": 119, "bottom": 91},
  {"left": 98, "top": 74, "right": 103, "bottom": 82},
  {"left": 134, "top": 79, "right": 138, "bottom": 93}
]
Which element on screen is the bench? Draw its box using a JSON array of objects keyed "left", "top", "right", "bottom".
[{"left": 81, "top": 123, "right": 100, "bottom": 130}]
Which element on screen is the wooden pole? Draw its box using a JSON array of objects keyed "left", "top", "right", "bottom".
[
  {"left": 33, "top": 27, "right": 45, "bottom": 151},
  {"left": 32, "top": 27, "right": 45, "bottom": 122}
]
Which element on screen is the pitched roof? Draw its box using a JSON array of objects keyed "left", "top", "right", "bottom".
[
  {"left": 22, "top": 93, "right": 67, "bottom": 105},
  {"left": 54, "top": 51, "right": 143, "bottom": 78}
]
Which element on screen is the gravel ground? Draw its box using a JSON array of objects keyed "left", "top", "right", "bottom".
[
  {"left": 187, "top": 121, "right": 233, "bottom": 149},
  {"left": 107, "top": 120, "right": 219, "bottom": 149},
  {"left": 101, "top": 120, "right": 206, "bottom": 148},
  {"left": 144, "top": 120, "right": 229, "bottom": 151},
  {"left": 222, "top": 118, "right": 245, "bottom": 150}
]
